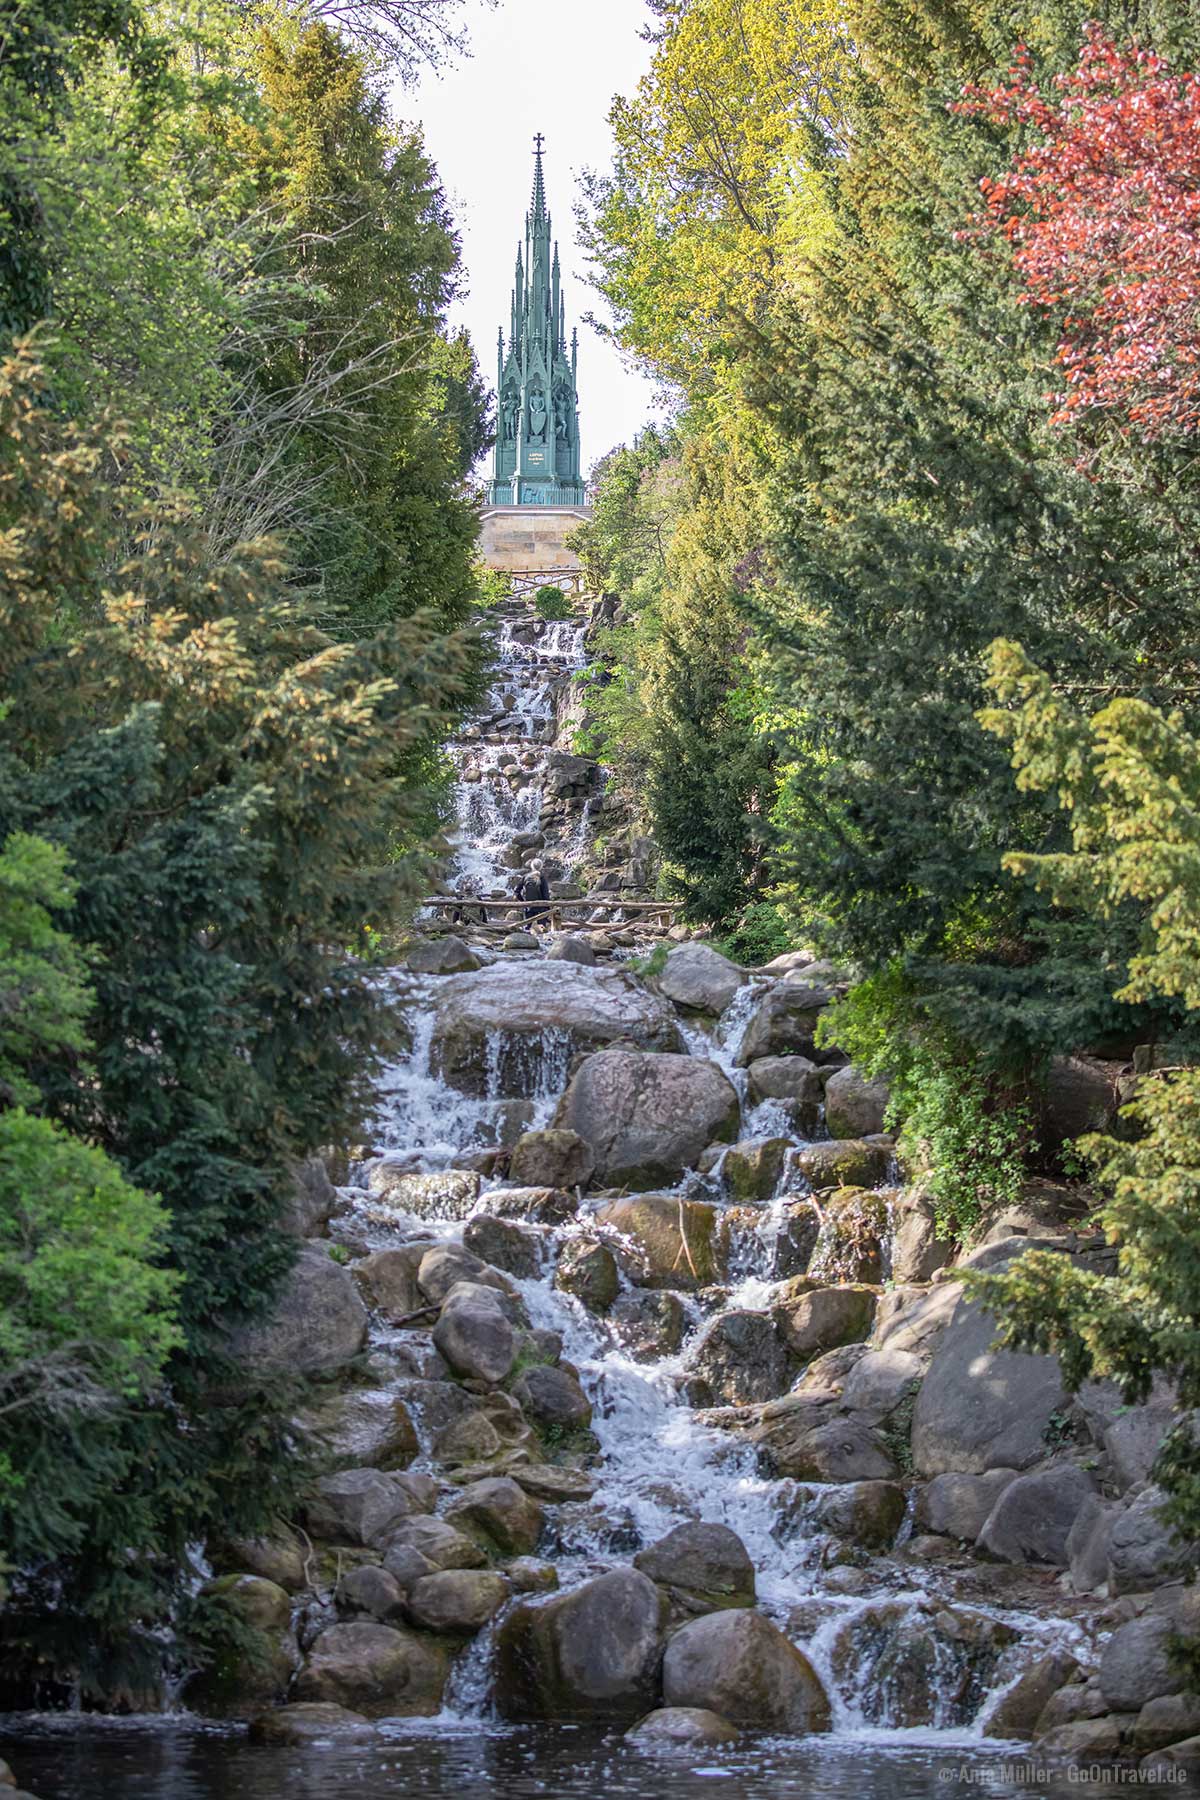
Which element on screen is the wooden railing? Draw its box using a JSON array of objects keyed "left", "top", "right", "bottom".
[{"left": 420, "top": 893, "right": 680, "bottom": 937}]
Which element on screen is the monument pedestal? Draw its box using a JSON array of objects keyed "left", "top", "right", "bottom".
[{"left": 479, "top": 504, "right": 592, "bottom": 576}]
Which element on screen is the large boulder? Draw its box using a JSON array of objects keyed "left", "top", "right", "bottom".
[
  {"left": 1133, "top": 1695, "right": 1200, "bottom": 1756},
  {"left": 509, "top": 1128, "right": 596, "bottom": 1191},
  {"left": 462, "top": 1214, "right": 546, "bottom": 1280},
  {"left": 745, "top": 1056, "right": 823, "bottom": 1133},
  {"left": 432, "top": 1285, "right": 517, "bottom": 1385},
  {"left": 1076, "top": 1376, "right": 1179, "bottom": 1492},
  {"left": 385, "top": 1517, "right": 486, "bottom": 1573},
  {"left": 304, "top": 1469, "right": 434, "bottom": 1548},
  {"left": 418, "top": 1247, "right": 514, "bottom": 1309},
  {"left": 737, "top": 1396, "right": 899, "bottom": 1483},
  {"left": 735, "top": 984, "right": 840, "bottom": 1067},
  {"left": 294, "top": 1622, "right": 449, "bottom": 1717},
  {"left": 1039, "top": 1055, "right": 1122, "bottom": 1152},
  {"left": 655, "top": 943, "right": 746, "bottom": 1017},
  {"left": 512, "top": 1363, "right": 592, "bottom": 1430},
  {"left": 366, "top": 1165, "right": 480, "bottom": 1221},
  {"left": 1100, "top": 1609, "right": 1193, "bottom": 1713},
  {"left": 611, "top": 1289, "right": 686, "bottom": 1360},
  {"left": 979, "top": 1651, "right": 1081, "bottom": 1740},
  {"left": 228, "top": 1243, "right": 367, "bottom": 1378},
  {"left": 281, "top": 1157, "right": 336, "bottom": 1238},
  {"left": 687, "top": 1310, "right": 792, "bottom": 1406},
  {"left": 1141, "top": 1736, "right": 1200, "bottom": 1780},
  {"left": 838, "top": 1348, "right": 923, "bottom": 1424},
  {"left": 889, "top": 1194, "right": 952, "bottom": 1285},
  {"left": 303, "top": 1388, "right": 418, "bottom": 1471},
  {"left": 1107, "top": 1486, "right": 1195, "bottom": 1594},
  {"left": 792, "top": 1141, "right": 891, "bottom": 1192},
  {"left": 445, "top": 1476, "right": 543, "bottom": 1556},
  {"left": 828, "top": 1601, "right": 1015, "bottom": 1729},
  {"left": 823, "top": 1066, "right": 891, "bottom": 1138},
  {"left": 405, "top": 1570, "right": 509, "bottom": 1635},
  {"left": 976, "top": 1178, "right": 1093, "bottom": 1247},
  {"left": 810, "top": 1481, "right": 906, "bottom": 1550},
  {"left": 595, "top": 1195, "right": 722, "bottom": 1290},
  {"left": 722, "top": 1137, "right": 791, "bottom": 1204},
  {"left": 1067, "top": 1494, "right": 1117, "bottom": 1594},
  {"left": 431, "top": 963, "right": 682, "bottom": 1094},
  {"left": 555, "top": 1238, "right": 619, "bottom": 1313},
  {"left": 495, "top": 1568, "right": 668, "bottom": 1723},
  {"left": 915, "top": 1470, "right": 1018, "bottom": 1542},
  {"left": 336, "top": 1565, "right": 407, "bottom": 1620},
  {"left": 911, "top": 1264, "right": 1070, "bottom": 1476},
  {"left": 545, "top": 935, "right": 596, "bottom": 966},
  {"left": 406, "top": 935, "right": 480, "bottom": 975},
  {"left": 662, "top": 1610, "right": 830, "bottom": 1735},
  {"left": 351, "top": 1245, "right": 430, "bottom": 1322},
  {"left": 185, "top": 1575, "right": 298, "bottom": 1717},
  {"left": 633, "top": 1523, "right": 755, "bottom": 1615},
  {"left": 554, "top": 1050, "right": 739, "bottom": 1188},
  {"left": 774, "top": 1284, "right": 877, "bottom": 1360},
  {"left": 976, "top": 1465, "right": 1098, "bottom": 1567},
  {"left": 248, "top": 1703, "right": 377, "bottom": 1744}
]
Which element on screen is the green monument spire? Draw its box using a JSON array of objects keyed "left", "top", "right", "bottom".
[{"left": 488, "top": 135, "right": 585, "bottom": 506}]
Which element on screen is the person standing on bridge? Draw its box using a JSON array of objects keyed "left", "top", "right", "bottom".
[{"left": 521, "top": 858, "right": 552, "bottom": 932}]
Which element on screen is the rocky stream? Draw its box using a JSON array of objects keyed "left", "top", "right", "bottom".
[{"left": 4, "top": 598, "right": 1199, "bottom": 1798}]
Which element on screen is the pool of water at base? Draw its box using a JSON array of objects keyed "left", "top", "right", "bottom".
[{"left": 0, "top": 1718, "right": 1094, "bottom": 1800}]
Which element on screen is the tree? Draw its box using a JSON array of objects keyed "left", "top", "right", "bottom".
[
  {"left": 0, "top": 338, "right": 472, "bottom": 1685},
  {"left": 580, "top": 0, "right": 850, "bottom": 399},
  {"left": 645, "top": 438, "right": 777, "bottom": 924},
  {"left": 973, "top": 638, "right": 1200, "bottom": 1545},
  {"left": 957, "top": 27, "right": 1200, "bottom": 437},
  {"left": 750, "top": 0, "right": 1200, "bottom": 1068},
  {"left": 235, "top": 20, "right": 486, "bottom": 640},
  {"left": 0, "top": 0, "right": 156, "bottom": 338},
  {"left": 263, "top": 0, "right": 490, "bottom": 82},
  {"left": 0, "top": 832, "right": 90, "bottom": 1109},
  {"left": 0, "top": 831, "right": 180, "bottom": 1567}
]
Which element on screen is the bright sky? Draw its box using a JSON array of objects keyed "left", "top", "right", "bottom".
[{"left": 394, "top": 0, "right": 662, "bottom": 480}]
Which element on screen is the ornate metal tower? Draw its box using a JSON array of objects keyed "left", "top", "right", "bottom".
[{"left": 488, "top": 135, "right": 585, "bottom": 506}]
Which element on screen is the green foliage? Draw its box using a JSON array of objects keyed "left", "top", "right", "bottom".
[
  {"left": 0, "top": 832, "right": 91, "bottom": 1107},
  {"left": 822, "top": 966, "right": 1033, "bottom": 1239},
  {"left": 473, "top": 565, "right": 512, "bottom": 609},
  {"left": 711, "top": 901, "right": 792, "bottom": 967},
  {"left": 532, "top": 584, "right": 571, "bottom": 621},
  {"left": 973, "top": 638, "right": 1200, "bottom": 1545},
  {"left": 0, "top": 827, "right": 181, "bottom": 1561},
  {"left": 235, "top": 20, "right": 486, "bottom": 642},
  {"left": 627, "top": 941, "right": 670, "bottom": 978},
  {"left": 0, "top": 339, "right": 472, "bottom": 1684},
  {"left": 579, "top": 430, "right": 777, "bottom": 925},
  {"left": 0, "top": 1109, "right": 181, "bottom": 1549},
  {"left": 748, "top": 0, "right": 1200, "bottom": 1067}
]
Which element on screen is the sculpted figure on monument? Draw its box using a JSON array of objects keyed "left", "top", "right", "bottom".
[
  {"left": 502, "top": 391, "right": 519, "bottom": 441},
  {"left": 528, "top": 387, "right": 548, "bottom": 442}
]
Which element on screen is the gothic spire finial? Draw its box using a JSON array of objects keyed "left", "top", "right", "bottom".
[{"left": 531, "top": 131, "right": 547, "bottom": 218}]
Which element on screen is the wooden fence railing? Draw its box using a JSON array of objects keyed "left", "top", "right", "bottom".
[{"left": 420, "top": 894, "right": 679, "bottom": 937}]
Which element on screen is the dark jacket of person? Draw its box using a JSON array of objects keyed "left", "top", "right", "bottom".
[{"left": 521, "top": 870, "right": 551, "bottom": 923}]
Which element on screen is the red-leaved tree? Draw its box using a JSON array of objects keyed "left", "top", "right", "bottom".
[{"left": 956, "top": 26, "right": 1200, "bottom": 438}]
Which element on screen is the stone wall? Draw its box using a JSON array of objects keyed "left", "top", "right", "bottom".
[{"left": 479, "top": 505, "right": 592, "bottom": 574}]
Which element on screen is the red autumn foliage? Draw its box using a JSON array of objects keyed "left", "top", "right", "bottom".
[{"left": 955, "top": 26, "right": 1200, "bottom": 438}]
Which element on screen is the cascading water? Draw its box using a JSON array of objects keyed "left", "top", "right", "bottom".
[
  {"left": 2, "top": 594, "right": 1093, "bottom": 1799},
  {"left": 344, "top": 963, "right": 1083, "bottom": 1744},
  {"left": 443, "top": 607, "right": 592, "bottom": 898}
]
